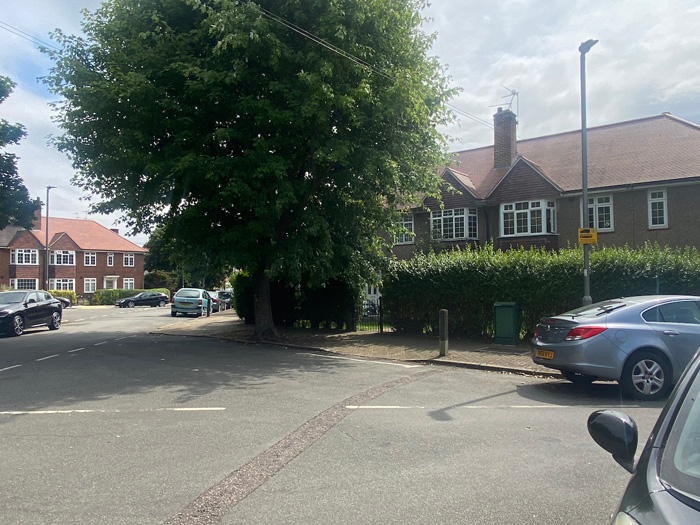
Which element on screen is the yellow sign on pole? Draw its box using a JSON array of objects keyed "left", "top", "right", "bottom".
[{"left": 578, "top": 228, "right": 598, "bottom": 245}]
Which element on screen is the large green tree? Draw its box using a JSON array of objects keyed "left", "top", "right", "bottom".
[
  {"left": 0, "top": 76, "right": 40, "bottom": 230},
  {"left": 44, "top": 0, "right": 456, "bottom": 338}
]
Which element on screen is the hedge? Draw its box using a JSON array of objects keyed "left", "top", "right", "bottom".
[{"left": 382, "top": 243, "right": 700, "bottom": 339}]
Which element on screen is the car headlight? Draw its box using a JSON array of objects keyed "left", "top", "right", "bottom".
[
  {"left": 0, "top": 309, "right": 9, "bottom": 317},
  {"left": 611, "top": 512, "right": 641, "bottom": 525}
]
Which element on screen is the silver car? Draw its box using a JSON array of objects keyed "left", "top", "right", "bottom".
[{"left": 531, "top": 295, "right": 700, "bottom": 401}]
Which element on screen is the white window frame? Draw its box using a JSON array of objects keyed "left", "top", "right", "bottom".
[
  {"left": 123, "top": 253, "right": 135, "bottom": 267},
  {"left": 500, "top": 200, "right": 557, "bottom": 237},
  {"left": 107, "top": 253, "right": 114, "bottom": 267},
  {"left": 49, "top": 278, "right": 75, "bottom": 291},
  {"left": 84, "top": 252, "right": 97, "bottom": 266},
  {"left": 50, "top": 250, "right": 75, "bottom": 266},
  {"left": 10, "top": 278, "right": 38, "bottom": 290},
  {"left": 648, "top": 189, "right": 668, "bottom": 229},
  {"left": 84, "top": 278, "right": 97, "bottom": 294},
  {"left": 394, "top": 215, "right": 415, "bottom": 245},
  {"left": 10, "top": 249, "right": 38, "bottom": 265},
  {"left": 123, "top": 278, "right": 135, "bottom": 290},
  {"left": 586, "top": 195, "right": 614, "bottom": 232},
  {"left": 431, "top": 208, "right": 478, "bottom": 241}
]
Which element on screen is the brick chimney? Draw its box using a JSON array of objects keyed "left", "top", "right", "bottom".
[
  {"left": 493, "top": 107, "right": 517, "bottom": 168},
  {"left": 33, "top": 197, "right": 42, "bottom": 230}
]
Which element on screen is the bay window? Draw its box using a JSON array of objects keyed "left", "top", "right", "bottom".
[{"left": 501, "top": 200, "right": 556, "bottom": 236}]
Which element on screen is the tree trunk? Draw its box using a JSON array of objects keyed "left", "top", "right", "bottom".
[{"left": 252, "top": 267, "right": 281, "bottom": 341}]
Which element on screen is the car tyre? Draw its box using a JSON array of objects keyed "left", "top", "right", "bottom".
[
  {"left": 127, "top": 301, "right": 135, "bottom": 308},
  {"left": 48, "top": 311, "right": 61, "bottom": 330},
  {"left": 9, "top": 314, "right": 24, "bottom": 336},
  {"left": 171, "top": 311, "right": 177, "bottom": 317},
  {"left": 621, "top": 351, "right": 672, "bottom": 401},
  {"left": 561, "top": 370, "right": 597, "bottom": 385},
  {"left": 158, "top": 300, "right": 166, "bottom": 307}
]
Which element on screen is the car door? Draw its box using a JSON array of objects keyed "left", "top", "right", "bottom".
[{"left": 644, "top": 300, "right": 700, "bottom": 373}]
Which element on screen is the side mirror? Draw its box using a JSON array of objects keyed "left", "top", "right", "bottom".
[{"left": 587, "top": 410, "right": 638, "bottom": 473}]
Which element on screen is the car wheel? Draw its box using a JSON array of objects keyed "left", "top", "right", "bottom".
[
  {"left": 171, "top": 311, "right": 177, "bottom": 317},
  {"left": 621, "top": 351, "right": 672, "bottom": 401},
  {"left": 561, "top": 370, "right": 597, "bottom": 385},
  {"left": 159, "top": 300, "right": 166, "bottom": 308},
  {"left": 48, "top": 311, "right": 62, "bottom": 330},
  {"left": 9, "top": 314, "right": 24, "bottom": 336},
  {"left": 127, "top": 301, "right": 135, "bottom": 308}
]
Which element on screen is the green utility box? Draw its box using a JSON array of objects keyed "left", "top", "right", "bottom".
[{"left": 493, "top": 302, "right": 520, "bottom": 345}]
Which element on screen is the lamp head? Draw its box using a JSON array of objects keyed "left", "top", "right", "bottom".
[{"left": 579, "top": 39, "right": 598, "bottom": 54}]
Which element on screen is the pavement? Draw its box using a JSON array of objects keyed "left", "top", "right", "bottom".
[{"left": 153, "top": 308, "right": 558, "bottom": 378}]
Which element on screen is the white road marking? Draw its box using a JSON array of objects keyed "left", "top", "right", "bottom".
[
  {"left": 301, "top": 353, "right": 420, "bottom": 368},
  {"left": 36, "top": 355, "right": 59, "bottom": 361},
  {"left": 346, "top": 405, "right": 425, "bottom": 409},
  {"left": 68, "top": 348, "right": 85, "bottom": 353},
  {"left": 0, "top": 407, "right": 226, "bottom": 415},
  {"left": 0, "top": 364, "right": 22, "bottom": 372},
  {"left": 94, "top": 341, "right": 108, "bottom": 346},
  {"left": 345, "top": 404, "right": 642, "bottom": 410}
]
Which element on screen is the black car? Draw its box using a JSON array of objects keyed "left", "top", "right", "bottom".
[
  {"left": 588, "top": 348, "right": 700, "bottom": 523},
  {"left": 115, "top": 291, "right": 170, "bottom": 308},
  {"left": 0, "top": 290, "right": 63, "bottom": 336},
  {"left": 57, "top": 297, "right": 71, "bottom": 309}
]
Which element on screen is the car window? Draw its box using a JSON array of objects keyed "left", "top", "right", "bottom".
[
  {"left": 0, "top": 292, "right": 26, "bottom": 303},
  {"left": 176, "top": 290, "right": 200, "bottom": 298},
  {"left": 26, "top": 292, "right": 38, "bottom": 303},
  {"left": 643, "top": 301, "right": 700, "bottom": 324},
  {"left": 660, "top": 366, "right": 700, "bottom": 499}
]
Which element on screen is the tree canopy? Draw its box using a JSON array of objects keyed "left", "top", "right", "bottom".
[
  {"left": 44, "top": 0, "right": 457, "bottom": 337},
  {"left": 0, "top": 76, "right": 40, "bottom": 230}
]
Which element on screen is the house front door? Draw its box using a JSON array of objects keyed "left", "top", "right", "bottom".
[{"left": 103, "top": 276, "right": 119, "bottom": 289}]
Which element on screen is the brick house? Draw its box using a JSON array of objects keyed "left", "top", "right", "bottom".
[
  {"left": 393, "top": 109, "right": 700, "bottom": 258},
  {"left": 0, "top": 216, "right": 147, "bottom": 294}
]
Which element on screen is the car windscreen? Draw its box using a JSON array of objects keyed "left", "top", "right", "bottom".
[
  {"left": 561, "top": 300, "right": 628, "bottom": 318},
  {"left": 176, "top": 290, "right": 200, "bottom": 298},
  {"left": 659, "top": 365, "right": 700, "bottom": 504},
  {"left": 0, "top": 292, "right": 26, "bottom": 303}
]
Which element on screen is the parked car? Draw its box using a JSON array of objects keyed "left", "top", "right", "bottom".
[
  {"left": 217, "top": 290, "right": 232, "bottom": 310},
  {"left": 0, "top": 290, "right": 62, "bottom": 336},
  {"left": 531, "top": 295, "right": 700, "bottom": 401},
  {"left": 171, "top": 288, "right": 211, "bottom": 317},
  {"left": 57, "top": 297, "right": 71, "bottom": 309},
  {"left": 115, "top": 291, "right": 169, "bottom": 308},
  {"left": 587, "top": 348, "right": 700, "bottom": 524},
  {"left": 207, "top": 291, "right": 220, "bottom": 312}
]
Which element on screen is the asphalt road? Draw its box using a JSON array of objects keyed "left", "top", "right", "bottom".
[{"left": 0, "top": 307, "right": 665, "bottom": 524}]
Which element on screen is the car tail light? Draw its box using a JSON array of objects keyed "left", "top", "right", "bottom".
[
  {"left": 565, "top": 326, "right": 606, "bottom": 341},
  {"left": 534, "top": 326, "right": 539, "bottom": 338},
  {"left": 198, "top": 298, "right": 203, "bottom": 306}
]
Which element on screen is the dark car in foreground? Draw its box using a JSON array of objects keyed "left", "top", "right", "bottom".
[
  {"left": 531, "top": 295, "right": 700, "bottom": 400},
  {"left": 588, "top": 349, "right": 700, "bottom": 524},
  {"left": 0, "top": 290, "right": 62, "bottom": 336},
  {"left": 115, "top": 291, "right": 169, "bottom": 308}
]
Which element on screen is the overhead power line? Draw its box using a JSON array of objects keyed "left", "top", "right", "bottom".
[{"left": 0, "top": 19, "right": 60, "bottom": 50}]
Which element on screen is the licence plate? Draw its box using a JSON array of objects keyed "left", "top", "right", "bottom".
[
  {"left": 180, "top": 302, "right": 192, "bottom": 306},
  {"left": 536, "top": 350, "right": 555, "bottom": 360}
]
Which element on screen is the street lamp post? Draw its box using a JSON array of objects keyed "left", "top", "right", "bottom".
[
  {"left": 579, "top": 39, "right": 597, "bottom": 306},
  {"left": 45, "top": 185, "right": 56, "bottom": 290}
]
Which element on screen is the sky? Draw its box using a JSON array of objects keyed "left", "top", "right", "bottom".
[{"left": 2, "top": 0, "right": 699, "bottom": 247}]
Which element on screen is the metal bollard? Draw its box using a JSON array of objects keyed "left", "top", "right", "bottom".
[{"left": 439, "top": 309, "right": 448, "bottom": 356}]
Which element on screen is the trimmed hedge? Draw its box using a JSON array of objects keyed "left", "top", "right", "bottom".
[
  {"left": 92, "top": 288, "right": 171, "bottom": 305},
  {"left": 382, "top": 243, "right": 700, "bottom": 338},
  {"left": 49, "top": 289, "right": 78, "bottom": 305}
]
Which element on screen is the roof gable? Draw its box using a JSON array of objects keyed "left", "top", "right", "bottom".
[
  {"left": 29, "top": 217, "right": 147, "bottom": 252},
  {"left": 448, "top": 113, "right": 700, "bottom": 199}
]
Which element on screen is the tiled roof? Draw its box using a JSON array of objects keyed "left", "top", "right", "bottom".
[
  {"left": 28, "top": 217, "right": 147, "bottom": 253},
  {"left": 447, "top": 113, "right": 700, "bottom": 199}
]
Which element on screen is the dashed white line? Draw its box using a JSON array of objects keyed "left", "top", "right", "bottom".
[
  {"left": 36, "top": 355, "right": 59, "bottom": 361},
  {"left": 0, "top": 364, "right": 22, "bottom": 372},
  {"left": 0, "top": 407, "right": 227, "bottom": 415},
  {"left": 68, "top": 348, "right": 85, "bottom": 353},
  {"left": 93, "top": 341, "right": 108, "bottom": 346}
]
